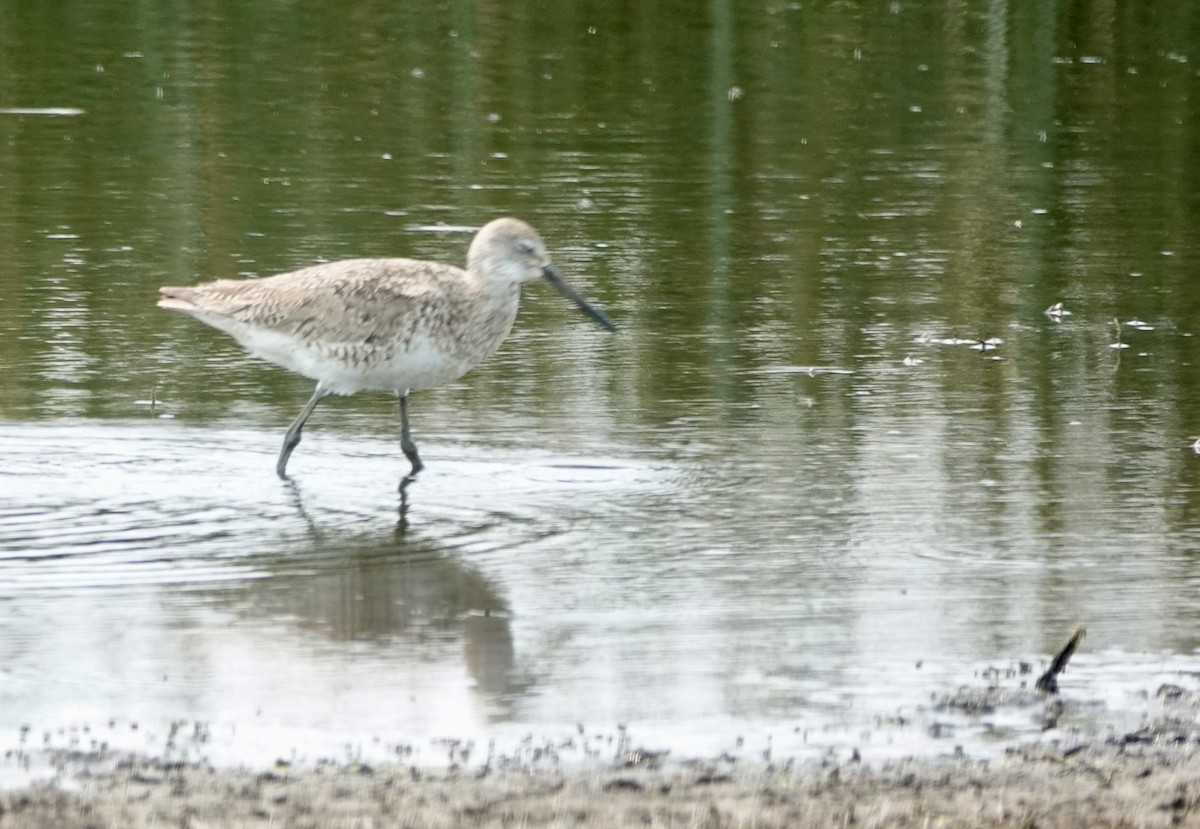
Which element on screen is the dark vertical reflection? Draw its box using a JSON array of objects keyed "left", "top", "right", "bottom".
[{"left": 705, "top": 0, "right": 737, "bottom": 406}]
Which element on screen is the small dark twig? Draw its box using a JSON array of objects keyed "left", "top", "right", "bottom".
[{"left": 1036, "top": 626, "right": 1086, "bottom": 694}]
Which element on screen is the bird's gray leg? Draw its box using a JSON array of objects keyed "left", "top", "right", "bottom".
[
  {"left": 398, "top": 392, "right": 424, "bottom": 476},
  {"left": 277, "top": 383, "right": 330, "bottom": 478}
]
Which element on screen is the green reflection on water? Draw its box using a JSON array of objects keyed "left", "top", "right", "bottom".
[{"left": 0, "top": 0, "right": 1198, "bottom": 443}]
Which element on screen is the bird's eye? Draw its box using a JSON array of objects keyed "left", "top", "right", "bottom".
[{"left": 516, "top": 240, "right": 536, "bottom": 255}]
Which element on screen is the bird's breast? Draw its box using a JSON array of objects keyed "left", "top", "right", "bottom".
[{"left": 313, "top": 298, "right": 520, "bottom": 394}]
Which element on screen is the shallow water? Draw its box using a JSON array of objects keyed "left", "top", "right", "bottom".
[{"left": 3, "top": 0, "right": 1200, "bottom": 778}]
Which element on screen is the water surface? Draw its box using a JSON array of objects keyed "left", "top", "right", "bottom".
[{"left": 2, "top": 0, "right": 1200, "bottom": 776}]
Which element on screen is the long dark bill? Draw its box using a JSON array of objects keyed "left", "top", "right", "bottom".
[{"left": 542, "top": 267, "right": 617, "bottom": 332}]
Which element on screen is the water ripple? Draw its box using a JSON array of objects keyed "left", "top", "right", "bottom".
[{"left": 0, "top": 421, "right": 663, "bottom": 598}]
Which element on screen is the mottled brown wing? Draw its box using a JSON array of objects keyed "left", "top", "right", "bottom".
[{"left": 169, "top": 258, "right": 467, "bottom": 345}]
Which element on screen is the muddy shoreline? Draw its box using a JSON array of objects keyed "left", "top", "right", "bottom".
[
  {"left": 1, "top": 737, "right": 1197, "bottom": 828},
  {"left": 4, "top": 675, "right": 1199, "bottom": 828}
]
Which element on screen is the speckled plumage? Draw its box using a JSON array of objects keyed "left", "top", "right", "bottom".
[{"left": 158, "top": 217, "right": 615, "bottom": 478}]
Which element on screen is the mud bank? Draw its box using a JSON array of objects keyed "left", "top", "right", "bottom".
[
  {"left": 1, "top": 737, "right": 1198, "bottom": 828},
  {"left": 4, "top": 661, "right": 1199, "bottom": 828}
]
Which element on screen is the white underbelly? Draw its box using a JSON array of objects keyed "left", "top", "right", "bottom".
[{"left": 227, "top": 323, "right": 476, "bottom": 395}]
